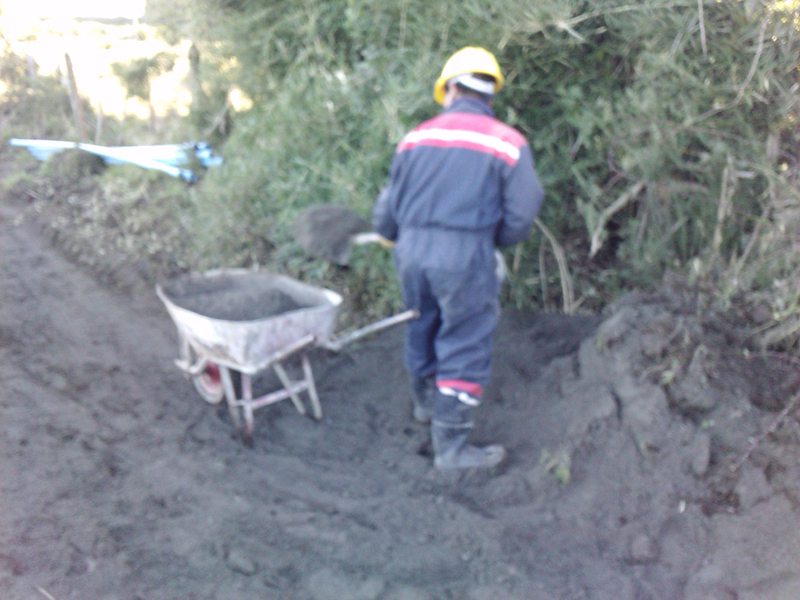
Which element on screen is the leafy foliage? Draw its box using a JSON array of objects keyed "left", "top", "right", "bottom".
[
  {"left": 159, "top": 0, "right": 798, "bottom": 343},
  {"left": 111, "top": 51, "right": 176, "bottom": 102},
  {"left": 4, "top": 1, "right": 798, "bottom": 349}
]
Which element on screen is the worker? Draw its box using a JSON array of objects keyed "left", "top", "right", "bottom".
[{"left": 372, "top": 47, "right": 545, "bottom": 469}]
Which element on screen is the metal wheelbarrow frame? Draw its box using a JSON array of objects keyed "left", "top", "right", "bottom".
[{"left": 156, "top": 268, "right": 416, "bottom": 443}]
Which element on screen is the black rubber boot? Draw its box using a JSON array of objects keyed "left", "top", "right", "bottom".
[
  {"left": 409, "top": 375, "right": 434, "bottom": 423},
  {"left": 431, "top": 388, "right": 506, "bottom": 469}
]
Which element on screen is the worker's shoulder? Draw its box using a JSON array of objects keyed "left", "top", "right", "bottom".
[{"left": 415, "top": 112, "right": 528, "bottom": 148}]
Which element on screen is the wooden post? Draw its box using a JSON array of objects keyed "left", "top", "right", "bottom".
[
  {"left": 64, "top": 53, "right": 88, "bottom": 142},
  {"left": 95, "top": 98, "right": 104, "bottom": 145}
]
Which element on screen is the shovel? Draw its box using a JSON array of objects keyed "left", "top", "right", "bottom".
[
  {"left": 294, "top": 204, "right": 507, "bottom": 281},
  {"left": 295, "top": 204, "right": 394, "bottom": 265}
]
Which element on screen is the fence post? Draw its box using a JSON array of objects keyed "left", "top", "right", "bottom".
[{"left": 64, "top": 53, "right": 88, "bottom": 142}]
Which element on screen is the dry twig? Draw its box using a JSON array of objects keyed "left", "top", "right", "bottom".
[
  {"left": 203, "top": 97, "right": 231, "bottom": 137},
  {"left": 734, "top": 16, "right": 768, "bottom": 105},
  {"left": 35, "top": 586, "right": 58, "bottom": 600},
  {"left": 697, "top": 0, "right": 707, "bottom": 56},
  {"left": 535, "top": 217, "right": 575, "bottom": 314}
]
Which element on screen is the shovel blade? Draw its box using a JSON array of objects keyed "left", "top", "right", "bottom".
[{"left": 295, "top": 205, "right": 371, "bottom": 265}]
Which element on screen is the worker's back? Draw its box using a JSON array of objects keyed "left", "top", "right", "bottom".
[{"left": 374, "top": 97, "right": 542, "bottom": 272}]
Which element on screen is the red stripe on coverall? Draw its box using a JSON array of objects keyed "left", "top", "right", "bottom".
[
  {"left": 397, "top": 113, "right": 526, "bottom": 168},
  {"left": 436, "top": 379, "right": 483, "bottom": 398}
]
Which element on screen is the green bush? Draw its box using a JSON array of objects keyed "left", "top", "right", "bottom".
[
  {"left": 170, "top": 1, "right": 797, "bottom": 333},
  {"left": 7, "top": 1, "right": 797, "bottom": 348}
]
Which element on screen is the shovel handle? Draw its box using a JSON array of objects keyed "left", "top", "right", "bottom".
[{"left": 351, "top": 232, "right": 395, "bottom": 249}]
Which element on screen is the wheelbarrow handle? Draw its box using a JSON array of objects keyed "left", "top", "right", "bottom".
[
  {"left": 322, "top": 309, "right": 419, "bottom": 352},
  {"left": 175, "top": 355, "right": 209, "bottom": 376}
]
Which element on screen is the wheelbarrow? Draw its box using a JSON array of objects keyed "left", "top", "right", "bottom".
[{"left": 156, "top": 268, "right": 417, "bottom": 443}]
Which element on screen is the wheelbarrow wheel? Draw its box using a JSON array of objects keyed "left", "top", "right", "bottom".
[
  {"left": 183, "top": 342, "right": 242, "bottom": 407},
  {"left": 192, "top": 360, "right": 225, "bottom": 404}
]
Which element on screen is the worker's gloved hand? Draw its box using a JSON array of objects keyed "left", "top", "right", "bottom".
[{"left": 494, "top": 249, "right": 507, "bottom": 283}]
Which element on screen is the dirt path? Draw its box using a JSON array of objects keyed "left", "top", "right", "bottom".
[{"left": 2, "top": 192, "right": 800, "bottom": 600}]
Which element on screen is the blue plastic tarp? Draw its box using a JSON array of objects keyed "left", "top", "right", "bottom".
[{"left": 9, "top": 139, "right": 222, "bottom": 183}]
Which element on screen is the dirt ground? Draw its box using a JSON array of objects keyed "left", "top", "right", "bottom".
[{"left": 2, "top": 166, "right": 800, "bottom": 600}]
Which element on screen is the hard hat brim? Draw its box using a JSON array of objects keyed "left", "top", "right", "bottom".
[
  {"left": 432, "top": 71, "right": 504, "bottom": 105},
  {"left": 431, "top": 47, "right": 505, "bottom": 105}
]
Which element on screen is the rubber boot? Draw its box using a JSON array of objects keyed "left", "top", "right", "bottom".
[
  {"left": 431, "top": 388, "right": 506, "bottom": 469},
  {"left": 409, "top": 375, "right": 434, "bottom": 423},
  {"left": 432, "top": 424, "right": 507, "bottom": 469}
]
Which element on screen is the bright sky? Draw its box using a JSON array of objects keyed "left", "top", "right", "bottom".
[
  {"left": 2, "top": 0, "right": 145, "bottom": 19},
  {"left": 0, "top": 0, "right": 188, "bottom": 119}
]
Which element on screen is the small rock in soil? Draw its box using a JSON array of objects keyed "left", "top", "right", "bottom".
[
  {"left": 671, "top": 344, "right": 718, "bottom": 412},
  {"left": 689, "top": 431, "right": 712, "bottom": 477},
  {"left": 628, "top": 533, "right": 659, "bottom": 564},
  {"left": 225, "top": 548, "right": 257, "bottom": 575},
  {"left": 617, "top": 375, "right": 671, "bottom": 451},
  {"left": 262, "top": 564, "right": 301, "bottom": 589}
]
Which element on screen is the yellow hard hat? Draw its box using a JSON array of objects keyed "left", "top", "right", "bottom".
[{"left": 433, "top": 46, "right": 504, "bottom": 105}]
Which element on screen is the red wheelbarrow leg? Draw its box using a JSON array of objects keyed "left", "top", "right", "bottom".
[
  {"left": 241, "top": 373, "right": 255, "bottom": 444},
  {"left": 302, "top": 353, "right": 322, "bottom": 420},
  {"left": 273, "top": 361, "right": 308, "bottom": 417}
]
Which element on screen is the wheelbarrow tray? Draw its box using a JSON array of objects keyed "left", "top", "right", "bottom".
[
  {"left": 157, "top": 268, "right": 417, "bottom": 442},
  {"left": 156, "top": 269, "right": 342, "bottom": 375}
]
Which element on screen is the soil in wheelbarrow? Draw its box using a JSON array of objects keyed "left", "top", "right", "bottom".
[
  {"left": 3, "top": 181, "right": 800, "bottom": 600},
  {"left": 162, "top": 273, "right": 315, "bottom": 321}
]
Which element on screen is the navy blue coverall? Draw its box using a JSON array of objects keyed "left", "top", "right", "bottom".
[{"left": 373, "top": 97, "right": 544, "bottom": 404}]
